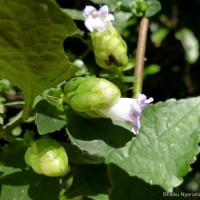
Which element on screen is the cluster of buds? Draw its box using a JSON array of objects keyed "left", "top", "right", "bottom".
[{"left": 64, "top": 77, "right": 153, "bottom": 135}]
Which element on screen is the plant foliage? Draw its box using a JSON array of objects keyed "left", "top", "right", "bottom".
[{"left": 0, "top": 0, "right": 200, "bottom": 200}]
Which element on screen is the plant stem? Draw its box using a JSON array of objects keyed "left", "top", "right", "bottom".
[
  {"left": 133, "top": 17, "right": 149, "bottom": 98},
  {"left": 0, "top": 125, "right": 15, "bottom": 143}
]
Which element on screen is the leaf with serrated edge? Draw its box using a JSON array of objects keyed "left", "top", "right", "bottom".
[
  {"left": 0, "top": 0, "right": 79, "bottom": 119},
  {"left": 106, "top": 97, "right": 200, "bottom": 191}
]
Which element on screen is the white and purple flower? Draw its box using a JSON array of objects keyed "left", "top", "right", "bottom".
[
  {"left": 98, "top": 94, "right": 153, "bottom": 135},
  {"left": 83, "top": 5, "right": 114, "bottom": 32}
]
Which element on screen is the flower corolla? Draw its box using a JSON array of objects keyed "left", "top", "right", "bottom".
[
  {"left": 98, "top": 94, "right": 153, "bottom": 135},
  {"left": 83, "top": 5, "right": 114, "bottom": 32}
]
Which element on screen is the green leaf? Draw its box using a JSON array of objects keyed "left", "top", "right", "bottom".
[
  {"left": 4, "top": 101, "right": 25, "bottom": 109},
  {"left": 0, "top": 0, "right": 79, "bottom": 119},
  {"left": 175, "top": 28, "right": 199, "bottom": 64},
  {"left": 150, "top": 27, "right": 169, "bottom": 46},
  {"left": 88, "top": 194, "right": 109, "bottom": 200},
  {"left": 106, "top": 97, "right": 200, "bottom": 191},
  {"left": 145, "top": 0, "right": 161, "bottom": 17},
  {"left": 0, "top": 170, "right": 61, "bottom": 200},
  {"left": 4, "top": 110, "right": 22, "bottom": 127},
  {"left": 66, "top": 164, "right": 110, "bottom": 198},
  {"left": 110, "top": 164, "right": 162, "bottom": 200},
  {"left": 65, "top": 107, "right": 133, "bottom": 159},
  {"left": 41, "top": 87, "right": 64, "bottom": 110},
  {"left": 35, "top": 100, "right": 67, "bottom": 135},
  {"left": 62, "top": 9, "right": 84, "bottom": 21},
  {"left": 64, "top": 143, "right": 103, "bottom": 164},
  {"left": 109, "top": 164, "right": 185, "bottom": 200},
  {"left": 0, "top": 142, "right": 60, "bottom": 200},
  {"left": 113, "top": 11, "right": 132, "bottom": 32},
  {"left": 90, "top": 0, "right": 120, "bottom": 11},
  {"left": 90, "top": 0, "right": 109, "bottom": 4},
  {"left": 121, "top": 0, "right": 133, "bottom": 7},
  {"left": 122, "top": 76, "right": 135, "bottom": 83},
  {"left": 120, "top": 0, "right": 161, "bottom": 17},
  {"left": 144, "top": 64, "right": 160, "bottom": 76}
]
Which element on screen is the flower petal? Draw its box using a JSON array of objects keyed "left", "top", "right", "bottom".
[
  {"left": 83, "top": 5, "right": 114, "bottom": 32},
  {"left": 137, "top": 93, "right": 154, "bottom": 111},
  {"left": 131, "top": 115, "right": 141, "bottom": 134},
  {"left": 98, "top": 95, "right": 153, "bottom": 135},
  {"left": 83, "top": 6, "right": 97, "bottom": 17},
  {"left": 98, "top": 5, "right": 109, "bottom": 15},
  {"left": 85, "top": 17, "right": 104, "bottom": 32}
]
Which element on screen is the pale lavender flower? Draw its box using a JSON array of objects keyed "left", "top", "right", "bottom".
[
  {"left": 83, "top": 5, "right": 114, "bottom": 32},
  {"left": 98, "top": 94, "right": 153, "bottom": 135}
]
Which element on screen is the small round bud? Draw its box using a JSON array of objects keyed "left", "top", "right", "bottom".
[{"left": 25, "top": 138, "right": 68, "bottom": 177}]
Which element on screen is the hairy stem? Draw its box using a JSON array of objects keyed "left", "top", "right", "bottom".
[{"left": 133, "top": 17, "right": 149, "bottom": 98}]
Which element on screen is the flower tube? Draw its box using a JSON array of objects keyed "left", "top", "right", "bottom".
[{"left": 98, "top": 94, "right": 154, "bottom": 134}]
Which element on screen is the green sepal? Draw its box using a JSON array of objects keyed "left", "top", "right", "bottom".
[
  {"left": 91, "top": 27, "right": 128, "bottom": 69},
  {"left": 24, "top": 138, "right": 68, "bottom": 177},
  {"left": 63, "top": 77, "right": 121, "bottom": 113}
]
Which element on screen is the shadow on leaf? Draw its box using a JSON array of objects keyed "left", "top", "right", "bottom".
[{"left": 65, "top": 107, "right": 134, "bottom": 149}]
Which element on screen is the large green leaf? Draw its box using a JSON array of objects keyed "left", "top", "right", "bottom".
[
  {"left": 109, "top": 164, "right": 186, "bottom": 200},
  {"left": 63, "top": 9, "right": 84, "bottom": 21},
  {"left": 65, "top": 107, "right": 133, "bottom": 159},
  {"left": 106, "top": 97, "right": 200, "bottom": 192},
  {"left": 0, "top": 0, "right": 79, "bottom": 119},
  {"left": 0, "top": 142, "right": 60, "bottom": 200},
  {"left": 110, "top": 165, "right": 163, "bottom": 200},
  {"left": 64, "top": 143, "right": 103, "bottom": 164},
  {"left": 66, "top": 164, "right": 110, "bottom": 198}
]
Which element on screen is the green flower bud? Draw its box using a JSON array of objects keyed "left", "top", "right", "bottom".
[
  {"left": 91, "top": 27, "right": 128, "bottom": 69},
  {"left": 25, "top": 138, "right": 68, "bottom": 177},
  {"left": 83, "top": 5, "right": 128, "bottom": 69},
  {"left": 63, "top": 77, "right": 121, "bottom": 116}
]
